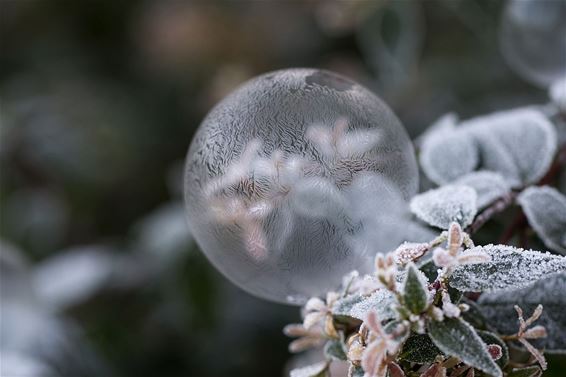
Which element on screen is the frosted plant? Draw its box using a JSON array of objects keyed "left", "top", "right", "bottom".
[{"left": 183, "top": 67, "right": 566, "bottom": 376}]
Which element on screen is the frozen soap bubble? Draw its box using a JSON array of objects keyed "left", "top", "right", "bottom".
[
  {"left": 500, "top": 0, "right": 566, "bottom": 88},
  {"left": 184, "top": 69, "right": 417, "bottom": 304}
]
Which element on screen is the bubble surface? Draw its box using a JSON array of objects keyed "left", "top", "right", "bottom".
[
  {"left": 500, "top": 0, "right": 566, "bottom": 87},
  {"left": 184, "top": 69, "right": 418, "bottom": 304}
]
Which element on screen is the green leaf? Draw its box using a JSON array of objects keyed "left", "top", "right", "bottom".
[
  {"left": 290, "top": 361, "right": 328, "bottom": 377},
  {"left": 333, "top": 290, "right": 396, "bottom": 321},
  {"left": 348, "top": 364, "right": 364, "bottom": 377},
  {"left": 507, "top": 366, "right": 542, "bottom": 377},
  {"left": 450, "top": 245, "right": 566, "bottom": 292},
  {"left": 460, "top": 297, "right": 487, "bottom": 330},
  {"left": 324, "top": 339, "right": 347, "bottom": 361},
  {"left": 418, "top": 259, "right": 438, "bottom": 282},
  {"left": 427, "top": 317, "right": 501, "bottom": 377},
  {"left": 403, "top": 263, "right": 429, "bottom": 314},
  {"left": 477, "top": 330, "right": 509, "bottom": 368},
  {"left": 478, "top": 272, "right": 566, "bottom": 353},
  {"left": 399, "top": 333, "right": 442, "bottom": 363}
]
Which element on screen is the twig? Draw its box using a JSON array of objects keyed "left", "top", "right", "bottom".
[{"left": 465, "top": 192, "right": 516, "bottom": 235}]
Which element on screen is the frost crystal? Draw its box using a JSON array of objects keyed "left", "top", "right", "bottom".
[
  {"left": 454, "top": 171, "right": 511, "bottom": 209},
  {"left": 419, "top": 108, "right": 557, "bottom": 187},
  {"left": 450, "top": 245, "right": 566, "bottom": 292},
  {"left": 517, "top": 186, "right": 566, "bottom": 254},
  {"left": 410, "top": 185, "right": 477, "bottom": 229}
]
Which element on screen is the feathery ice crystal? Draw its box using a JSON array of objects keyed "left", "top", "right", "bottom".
[{"left": 184, "top": 69, "right": 420, "bottom": 304}]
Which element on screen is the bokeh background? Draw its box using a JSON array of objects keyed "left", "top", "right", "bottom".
[{"left": 1, "top": 1, "right": 564, "bottom": 376}]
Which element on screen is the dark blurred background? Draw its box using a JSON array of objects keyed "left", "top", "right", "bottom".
[{"left": 0, "top": 1, "right": 562, "bottom": 376}]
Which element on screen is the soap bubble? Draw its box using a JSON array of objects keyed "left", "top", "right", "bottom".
[
  {"left": 184, "top": 69, "right": 418, "bottom": 304},
  {"left": 500, "top": 0, "right": 566, "bottom": 87}
]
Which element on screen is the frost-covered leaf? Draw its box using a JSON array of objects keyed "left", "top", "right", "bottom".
[
  {"left": 454, "top": 171, "right": 511, "bottom": 209},
  {"left": 399, "top": 334, "right": 442, "bottom": 363},
  {"left": 518, "top": 186, "right": 566, "bottom": 254},
  {"left": 290, "top": 361, "right": 328, "bottom": 377},
  {"left": 478, "top": 273, "right": 566, "bottom": 353},
  {"left": 477, "top": 330, "right": 509, "bottom": 368},
  {"left": 403, "top": 263, "right": 429, "bottom": 314},
  {"left": 410, "top": 185, "right": 477, "bottom": 229},
  {"left": 420, "top": 130, "right": 478, "bottom": 185},
  {"left": 333, "top": 290, "right": 396, "bottom": 321},
  {"left": 324, "top": 340, "right": 347, "bottom": 361},
  {"left": 427, "top": 317, "right": 502, "bottom": 377},
  {"left": 419, "top": 108, "right": 557, "bottom": 187},
  {"left": 507, "top": 366, "right": 542, "bottom": 377},
  {"left": 450, "top": 245, "right": 566, "bottom": 292},
  {"left": 463, "top": 108, "right": 557, "bottom": 186}
]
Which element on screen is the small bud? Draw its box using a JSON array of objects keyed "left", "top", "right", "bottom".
[{"left": 488, "top": 344, "right": 503, "bottom": 361}]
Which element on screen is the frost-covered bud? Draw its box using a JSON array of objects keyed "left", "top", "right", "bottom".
[{"left": 430, "top": 307, "right": 445, "bottom": 322}]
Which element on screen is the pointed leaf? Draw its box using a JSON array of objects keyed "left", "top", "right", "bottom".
[
  {"left": 410, "top": 185, "right": 477, "bottom": 229},
  {"left": 518, "top": 186, "right": 566, "bottom": 254},
  {"left": 450, "top": 245, "right": 566, "bottom": 292},
  {"left": 427, "top": 317, "right": 502, "bottom": 377},
  {"left": 403, "top": 263, "right": 429, "bottom": 313}
]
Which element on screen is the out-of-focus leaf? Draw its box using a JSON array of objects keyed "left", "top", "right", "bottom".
[
  {"left": 410, "top": 185, "right": 477, "bottom": 229},
  {"left": 478, "top": 273, "right": 566, "bottom": 353},
  {"left": 454, "top": 171, "right": 511, "bottom": 209},
  {"left": 427, "top": 317, "right": 501, "bottom": 377},
  {"left": 518, "top": 186, "right": 566, "bottom": 254},
  {"left": 450, "top": 245, "right": 566, "bottom": 292},
  {"left": 507, "top": 366, "right": 542, "bottom": 377},
  {"left": 419, "top": 108, "right": 557, "bottom": 188}
]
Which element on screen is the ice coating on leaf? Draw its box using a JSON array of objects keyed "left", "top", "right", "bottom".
[
  {"left": 341, "top": 290, "right": 397, "bottom": 321},
  {"left": 419, "top": 108, "right": 557, "bottom": 187},
  {"left": 500, "top": 0, "right": 566, "bottom": 87},
  {"left": 184, "top": 69, "right": 418, "bottom": 304},
  {"left": 454, "top": 171, "right": 511, "bottom": 209},
  {"left": 410, "top": 185, "right": 477, "bottom": 229},
  {"left": 420, "top": 129, "right": 478, "bottom": 185},
  {"left": 450, "top": 245, "right": 566, "bottom": 292},
  {"left": 479, "top": 273, "right": 566, "bottom": 352},
  {"left": 517, "top": 186, "right": 566, "bottom": 254},
  {"left": 462, "top": 108, "right": 557, "bottom": 185}
]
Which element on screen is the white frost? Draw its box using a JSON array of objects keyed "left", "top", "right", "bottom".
[
  {"left": 410, "top": 185, "right": 478, "bottom": 229},
  {"left": 518, "top": 186, "right": 566, "bottom": 254}
]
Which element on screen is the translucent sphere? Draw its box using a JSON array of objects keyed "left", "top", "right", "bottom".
[
  {"left": 500, "top": 0, "right": 566, "bottom": 87},
  {"left": 184, "top": 69, "right": 417, "bottom": 304}
]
